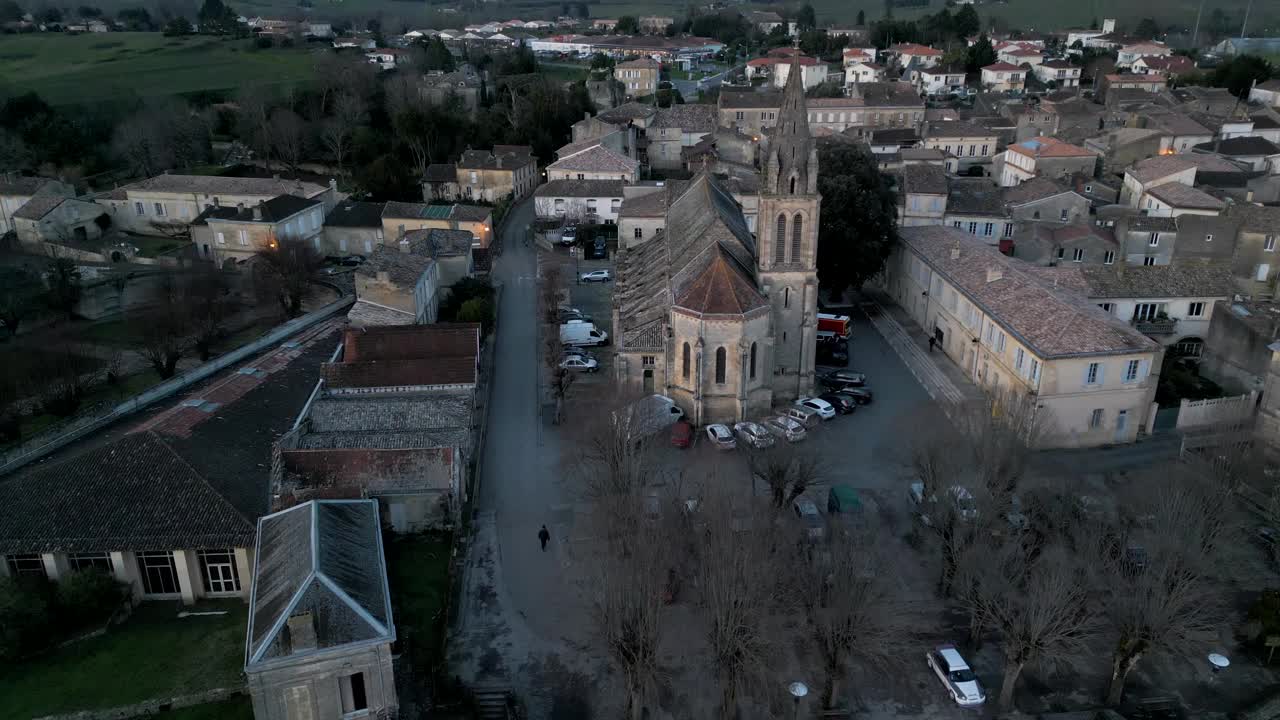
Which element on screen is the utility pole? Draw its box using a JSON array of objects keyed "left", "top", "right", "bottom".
[
  {"left": 1191, "top": 0, "right": 1204, "bottom": 48},
  {"left": 1240, "top": 0, "right": 1252, "bottom": 39}
]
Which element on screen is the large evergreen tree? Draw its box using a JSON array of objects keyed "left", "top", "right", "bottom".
[{"left": 815, "top": 142, "right": 898, "bottom": 295}]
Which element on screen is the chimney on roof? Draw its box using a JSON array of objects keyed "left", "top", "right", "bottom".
[
  {"left": 950, "top": 242, "right": 961, "bottom": 260},
  {"left": 285, "top": 612, "right": 317, "bottom": 653},
  {"left": 399, "top": 236, "right": 411, "bottom": 253},
  {"left": 986, "top": 266, "right": 1003, "bottom": 283},
  {"left": 253, "top": 202, "right": 264, "bottom": 221}
]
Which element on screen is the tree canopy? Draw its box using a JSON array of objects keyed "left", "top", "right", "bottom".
[
  {"left": 615, "top": 15, "right": 639, "bottom": 34},
  {"left": 815, "top": 142, "right": 898, "bottom": 294},
  {"left": 1210, "top": 54, "right": 1274, "bottom": 98}
]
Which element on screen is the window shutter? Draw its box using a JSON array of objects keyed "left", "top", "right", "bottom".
[{"left": 1097, "top": 363, "right": 1106, "bottom": 386}]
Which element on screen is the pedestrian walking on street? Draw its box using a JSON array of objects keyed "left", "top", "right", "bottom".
[
  {"left": 928, "top": 336, "right": 936, "bottom": 353},
  {"left": 538, "top": 525, "right": 550, "bottom": 551}
]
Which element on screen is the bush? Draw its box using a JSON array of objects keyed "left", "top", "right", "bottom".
[
  {"left": 456, "top": 297, "right": 494, "bottom": 333},
  {"left": 437, "top": 277, "right": 494, "bottom": 324},
  {"left": 0, "top": 576, "right": 53, "bottom": 662},
  {"left": 55, "top": 570, "right": 125, "bottom": 626}
]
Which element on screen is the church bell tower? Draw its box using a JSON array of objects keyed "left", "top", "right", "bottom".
[{"left": 757, "top": 52, "right": 821, "bottom": 402}]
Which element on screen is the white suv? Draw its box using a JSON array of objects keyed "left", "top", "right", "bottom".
[{"left": 795, "top": 397, "right": 836, "bottom": 420}]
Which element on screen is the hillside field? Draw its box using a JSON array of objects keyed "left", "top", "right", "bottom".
[{"left": 0, "top": 33, "right": 320, "bottom": 105}]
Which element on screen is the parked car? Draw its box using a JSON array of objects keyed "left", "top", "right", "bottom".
[
  {"left": 816, "top": 343, "right": 849, "bottom": 365},
  {"left": 825, "top": 370, "right": 866, "bottom": 386},
  {"left": 765, "top": 415, "right": 806, "bottom": 442},
  {"left": 827, "top": 484, "right": 862, "bottom": 515},
  {"left": 733, "top": 421, "right": 774, "bottom": 449},
  {"left": 559, "top": 226, "right": 577, "bottom": 246},
  {"left": 835, "top": 387, "right": 874, "bottom": 405},
  {"left": 792, "top": 498, "right": 825, "bottom": 540},
  {"left": 558, "top": 308, "right": 590, "bottom": 324},
  {"left": 560, "top": 321, "right": 609, "bottom": 347},
  {"left": 784, "top": 405, "right": 820, "bottom": 428},
  {"left": 927, "top": 645, "right": 985, "bottom": 707},
  {"left": 559, "top": 355, "right": 598, "bottom": 373},
  {"left": 561, "top": 347, "right": 597, "bottom": 362},
  {"left": 795, "top": 397, "right": 836, "bottom": 421},
  {"left": 580, "top": 269, "right": 612, "bottom": 283},
  {"left": 706, "top": 423, "right": 736, "bottom": 450},
  {"left": 587, "top": 237, "right": 607, "bottom": 259},
  {"left": 671, "top": 419, "right": 693, "bottom": 448},
  {"left": 819, "top": 392, "right": 856, "bottom": 414}
]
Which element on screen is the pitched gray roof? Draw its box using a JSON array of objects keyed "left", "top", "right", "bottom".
[
  {"left": 325, "top": 201, "right": 386, "bottom": 228},
  {"left": 1144, "top": 182, "right": 1225, "bottom": 210},
  {"left": 0, "top": 432, "right": 256, "bottom": 554},
  {"left": 534, "top": 179, "right": 625, "bottom": 198},
  {"left": 902, "top": 163, "right": 947, "bottom": 195},
  {"left": 1230, "top": 204, "right": 1280, "bottom": 233},
  {"left": 651, "top": 103, "right": 717, "bottom": 132},
  {"left": 1194, "top": 137, "right": 1280, "bottom": 157},
  {"left": 246, "top": 500, "right": 393, "bottom": 668},
  {"left": 123, "top": 174, "right": 327, "bottom": 198},
  {"left": 597, "top": 102, "right": 658, "bottom": 124},
  {"left": 357, "top": 240, "right": 435, "bottom": 286},
  {"left": 946, "top": 178, "right": 1008, "bottom": 216},
  {"left": 547, "top": 144, "right": 638, "bottom": 175},
  {"left": 926, "top": 121, "right": 997, "bottom": 139},
  {"left": 1002, "top": 177, "right": 1073, "bottom": 206},
  {"left": 900, "top": 226, "right": 1159, "bottom": 358},
  {"left": 12, "top": 195, "right": 68, "bottom": 220},
  {"left": 1127, "top": 155, "right": 1197, "bottom": 184},
  {"left": 205, "top": 194, "right": 321, "bottom": 224},
  {"left": 1077, "top": 263, "right": 1233, "bottom": 299},
  {"left": 719, "top": 90, "right": 782, "bottom": 109}
]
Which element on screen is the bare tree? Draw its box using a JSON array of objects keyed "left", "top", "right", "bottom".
[
  {"left": 539, "top": 264, "right": 576, "bottom": 424},
  {"left": 319, "top": 92, "right": 366, "bottom": 176},
  {"left": 131, "top": 273, "right": 189, "bottom": 379},
  {"left": 236, "top": 86, "right": 276, "bottom": 171},
  {"left": 186, "top": 264, "right": 233, "bottom": 360},
  {"left": 253, "top": 238, "right": 321, "bottom": 318},
  {"left": 746, "top": 444, "right": 824, "bottom": 509},
  {"left": 1100, "top": 468, "right": 1227, "bottom": 706},
  {"left": 793, "top": 523, "right": 916, "bottom": 709},
  {"left": 694, "top": 486, "right": 785, "bottom": 720},
  {"left": 0, "top": 266, "right": 43, "bottom": 337},
  {"left": 959, "top": 530, "right": 1100, "bottom": 711},
  {"left": 269, "top": 107, "right": 308, "bottom": 175}
]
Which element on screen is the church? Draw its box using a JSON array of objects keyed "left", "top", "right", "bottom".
[{"left": 610, "top": 55, "right": 822, "bottom": 425}]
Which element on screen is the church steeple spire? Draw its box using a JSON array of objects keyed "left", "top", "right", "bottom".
[{"left": 765, "top": 51, "right": 816, "bottom": 196}]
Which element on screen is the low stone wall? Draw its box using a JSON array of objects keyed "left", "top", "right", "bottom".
[{"left": 33, "top": 687, "right": 247, "bottom": 720}]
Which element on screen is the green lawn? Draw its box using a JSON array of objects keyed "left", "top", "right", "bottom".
[
  {"left": 0, "top": 33, "right": 319, "bottom": 105},
  {"left": 0, "top": 600, "right": 247, "bottom": 718},
  {"left": 386, "top": 532, "right": 454, "bottom": 674},
  {"left": 144, "top": 695, "right": 254, "bottom": 720}
]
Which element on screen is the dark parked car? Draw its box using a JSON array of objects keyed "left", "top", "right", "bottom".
[
  {"left": 819, "top": 370, "right": 866, "bottom": 391},
  {"left": 819, "top": 392, "right": 856, "bottom": 414},
  {"left": 835, "top": 387, "right": 874, "bottom": 405},
  {"left": 817, "top": 343, "right": 849, "bottom": 365},
  {"left": 671, "top": 419, "right": 693, "bottom": 449},
  {"left": 587, "top": 238, "right": 608, "bottom": 259}
]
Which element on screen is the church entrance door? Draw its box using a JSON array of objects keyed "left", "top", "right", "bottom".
[{"left": 643, "top": 369, "right": 654, "bottom": 394}]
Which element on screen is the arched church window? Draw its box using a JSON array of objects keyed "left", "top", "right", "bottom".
[
  {"left": 774, "top": 214, "right": 786, "bottom": 264},
  {"left": 749, "top": 342, "right": 758, "bottom": 380},
  {"left": 714, "top": 347, "right": 726, "bottom": 384},
  {"left": 790, "top": 175, "right": 796, "bottom": 193},
  {"left": 791, "top": 213, "right": 803, "bottom": 263},
  {"left": 682, "top": 342, "right": 690, "bottom": 379}
]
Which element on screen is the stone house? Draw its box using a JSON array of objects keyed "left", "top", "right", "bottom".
[
  {"left": 1070, "top": 173, "right": 1121, "bottom": 207},
  {"left": 455, "top": 145, "right": 538, "bottom": 202},
  {"left": 1117, "top": 42, "right": 1170, "bottom": 68},
  {"left": 1119, "top": 155, "right": 1200, "bottom": 208},
  {"left": 1067, "top": 263, "right": 1232, "bottom": 354},
  {"left": 1011, "top": 223, "right": 1118, "bottom": 266},
  {"left": 618, "top": 182, "right": 675, "bottom": 248},
  {"left": 419, "top": 66, "right": 482, "bottom": 114},
  {"left": 245, "top": 500, "right": 397, "bottom": 720},
  {"left": 844, "top": 61, "right": 885, "bottom": 85},
  {"left": 922, "top": 121, "right": 999, "bottom": 174},
  {"left": 1003, "top": 177, "right": 1089, "bottom": 225},
  {"left": 546, "top": 141, "right": 640, "bottom": 183},
  {"left": 321, "top": 200, "right": 385, "bottom": 257},
  {"left": 614, "top": 57, "right": 660, "bottom": 97},
  {"left": 1084, "top": 128, "right": 1168, "bottom": 171},
  {"left": 1171, "top": 214, "right": 1240, "bottom": 264},
  {"left": 647, "top": 104, "right": 718, "bottom": 170},
  {"left": 888, "top": 43, "right": 942, "bottom": 69},
  {"left": 1202, "top": 298, "right": 1280, "bottom": 394},
  {"left": 533, "top": 179, "right": 625, "bottom": 225},
  {"left": 274, "top": 324, "right": 479, "bottom": 530},
  {"left": 1139, "top": 183, "right": 1225, "bottom": 218},
  {"left": 898, "top": 164, "right": 948, "bottom": 227},
  {"left": 352, "top": 235, "right": 442, "bottom": 325},
  {"left": 1192, "top": 137, "right": 1280, "bottom": 175},
  {"left": 0, "top": 432, "right": 255, "bottom": 605},
  {"left": 883, "top": 226, "right": 1163, "bottom": 448},
  {"left": 1099, "top": 74, "right": 1165, "bottom": 102},
  {"left": 1250, "top": 80, "right": 1280, "bottom": 109},
  {"left": 1032, "top": 60, "right": 1082, "bottom": 88},
  {"left": 101, "top": 174, "right": 335, "bottom": 237},
  {"left": 381, "top": 202, "right": 492, "bottom": 250},
  {"left": 913, "top": 66, "right": 968, "bottom": 97},
  {"left": 423, "top": 163, "right": 460, "bottom": 202},
  {"left": 1135, "top": 111, "right": 1213, "bottom": 154},
  {"left": 998, "top": 137, "right": 1099, "bottom": 187},
  {"left": 943, "top": 178, "right": 1013, "bottom": 245},
  {"left": 0, "top": 174, "right": 72, "bottom": 236},
  {"left": 194, "top": 194, "right": 326, "bottom": 264},
  {"left": 1229, "top": 204, "right": 1280, "bottom": 297},
  {"left": 718, "top": 90, "right": 782, "bottom": 135},
  {"left": 12, "top": 196, "right": 109, "bottom": 248}
]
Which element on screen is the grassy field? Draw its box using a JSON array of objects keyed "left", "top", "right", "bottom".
[
  {"left": 145, "top": 696, "right": 254, "bottom": 720},
  {"left": 0, "top": 33, "right": 320, "bottom": 105},
  {"left": 0, "top": 600, "right": 247, "bottom": 718}
]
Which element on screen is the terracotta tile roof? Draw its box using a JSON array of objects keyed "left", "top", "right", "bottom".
[
  {"left": 1077, "top": 263, "right": 1232, "bottom": 299},
  {"left": 1104, "top": 74, "right": 1165, "bottom": 83},
  {"left": 12, "top": 195, "right": 68, "bottom": 220},
  {"left": 618, "top": 187, "right": 674, "bottom": 218},
  {"left": 719, "top": 90, "right": 784, "bottom": 109},
  {"left": 1007, "top": 136, "right": 1097, "bottom": 159},
  {"left": 597, "top": 102, "right": 657, "bottom": 124},
  {"left": 547, "top": 144, "right": 638, "bottom": 175},
  {"left": 616, "top": 57, "right": 660, "bottom": 69},
  {"left": 1002, "top": 177, "right": 1072, "bottom": 205},
  {"left": 357, "top": 238, "right": 436, "bottom": 286},
  {"left": 982, "top": 62, "right": 1025, "bottom": 73},
  {"left": 322, "top": 324, "right": 480, "bottom": 388},
  {"left": 122, "top": 174, "right": 328, "bottom": 198},
  {"left": 1230, "top": 203, "right": 1280, "bottom": 233},
  {"left": 1144, "top": 182, "right": 1225, "bottom": 210},
  {"left": 673, "top": 247, "right": 767, "bottom": 315},
  {"left": 1127, "top": 155, "right": 1198, "bottom": 183},
  {"left": 651, "top": 103, "right": 717, "bottom": 132},
  {"left": 891, "top": 43, "right": 942, "bottom": 56},
  {"left": 0, "top": 432, "right": 256, "bottom": 554},
  {"left": 900, "top": 226, "right": 1159, "bottom": 358},
  {"left": 747, "top": 55, "right": 821, "bottom": 67}
]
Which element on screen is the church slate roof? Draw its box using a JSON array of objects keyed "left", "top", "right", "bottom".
[{"left": 674, "top": 247, "right": 768, "bottom": 315}]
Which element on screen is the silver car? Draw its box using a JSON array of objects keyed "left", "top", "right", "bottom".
[
  {"left": 793, "top": 498, "right": 825, "bottom": 540},
  {"left": 705, "top": 423, "right": 737, "bottom": 450},
  {"left": 764, "top": 415, "right": 806, "bottom": 442},
  {"left": 733, "top": 421, "right": 775, "bottom": 449}
]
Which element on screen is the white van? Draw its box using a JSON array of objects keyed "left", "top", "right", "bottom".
[{"left": 560, "top": 322, "right": 609, "bottom": 347}]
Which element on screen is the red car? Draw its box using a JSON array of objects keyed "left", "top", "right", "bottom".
[{"left": 671, "top": 420, "right": 693, "bottom": 448}]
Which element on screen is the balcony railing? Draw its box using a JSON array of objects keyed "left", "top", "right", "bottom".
[{"left": 1131, "top": 316, "right": 1178, "bottom": 335}]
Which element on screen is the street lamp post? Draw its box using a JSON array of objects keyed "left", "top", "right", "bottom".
[{"left": 789, "top": 681, "right": 808, "bottom": 720}]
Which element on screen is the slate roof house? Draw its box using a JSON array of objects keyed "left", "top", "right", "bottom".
[
  {"left": 245, "top": 500, "right": 397, "bottom": 720},
  {"left": 275, "top": 324, "right": 480, "bottom": 531}
]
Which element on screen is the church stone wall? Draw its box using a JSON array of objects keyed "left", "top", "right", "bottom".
[{"left": 669, "top": 310, "right": 772, "bottom": 424}]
